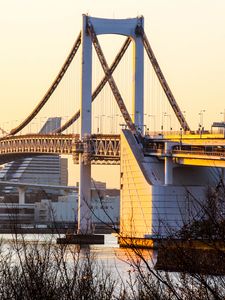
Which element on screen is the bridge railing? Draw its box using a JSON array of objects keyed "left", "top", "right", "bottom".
[
  {"left": 172, "top": 149, "right": 225, "bottom": 158},
  {"left": 145, "top": 130, "right": 225, "bottom": 139}
]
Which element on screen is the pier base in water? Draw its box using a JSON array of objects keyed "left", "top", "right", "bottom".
[
  {"left": 118, "top": 236, "right": 154, "bottom": 249},
  {"left": 56, "top": 234, "right": 104, "bottom": 245}
]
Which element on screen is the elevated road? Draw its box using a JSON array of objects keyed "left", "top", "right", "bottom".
[
  {"left": 172, "top": 150, "right": 225, "bottom": 167},
  {"left": 150, "top": 131, "right": 225, "bottom": 146},
  {"left": 145, "top": 131, "right": 225, "bottom": 168},
  {"left": 0, "top": 180, "right": 77, "bottom": 191},
  {"left": 0, "top": 132, "right": 224, "bottom": 168}
]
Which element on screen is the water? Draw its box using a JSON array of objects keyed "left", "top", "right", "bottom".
[{"left": 0, "top": 233, "right": 156, "bottom": 281}]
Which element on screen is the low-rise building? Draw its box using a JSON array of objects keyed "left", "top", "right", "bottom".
[{"left": 34, "top": 191, "right": 120, "bottom": 228}]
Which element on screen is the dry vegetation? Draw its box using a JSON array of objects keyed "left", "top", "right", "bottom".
[{"left": 0, "top": 183, "right": 224, "bottom": 299}]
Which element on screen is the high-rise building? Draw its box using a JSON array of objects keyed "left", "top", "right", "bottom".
[{"left": 0, "top": 118, "right": 68, "bottom": 201}]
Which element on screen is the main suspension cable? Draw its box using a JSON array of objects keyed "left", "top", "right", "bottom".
[{"left": 10, "top": 32, "right": 82, "bottom": 136}]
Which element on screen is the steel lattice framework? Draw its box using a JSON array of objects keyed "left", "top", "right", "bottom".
[{"left": 0, "top": 134, "right": 120, "bottom": 165}]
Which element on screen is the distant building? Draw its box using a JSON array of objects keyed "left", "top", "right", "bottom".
[
  {"left": 34, "top": 191, "right": 120, "bottom": 227},
  {"left": 0, "top": 180, "right": 119, "bottom": 229},
  {"left": 60, "top": 158, "right": 68, "bottom": 186},
  {"left": 0, "top": 117, "right": 68, "bottom": 202}
]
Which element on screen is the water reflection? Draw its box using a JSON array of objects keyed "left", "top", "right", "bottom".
[{"left": 0, "top": 233, "right": 156, "bottom": 280}]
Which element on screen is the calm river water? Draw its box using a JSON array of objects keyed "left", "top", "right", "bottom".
[{"left": 0, "top": 233, "right": 156, "bottom": 281}]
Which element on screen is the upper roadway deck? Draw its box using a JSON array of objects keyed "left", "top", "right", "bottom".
[
  {"left": 144, "top": 131, "right": 225, "bottom": 167},
  {"left": 147, "top": 131, "right": 225, "bottom": 146}
]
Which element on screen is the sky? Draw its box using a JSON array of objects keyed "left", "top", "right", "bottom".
[{"left": 0, "top": 0, "right": 225, "bottom": 187}]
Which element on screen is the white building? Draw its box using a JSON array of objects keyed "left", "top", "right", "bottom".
[{"left": 34, "top": 192, "right": 120, "bottom": 227}]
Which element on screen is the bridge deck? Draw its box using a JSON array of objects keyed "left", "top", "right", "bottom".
[
  {"left": 0, "top": 134, "right": 120, "bottom": 165},
  {"left": 149, "top": 132, "right": 225, "bottom": 146},
  {"left": 0, "top": 132, "right": 224, "bottom": 167}
]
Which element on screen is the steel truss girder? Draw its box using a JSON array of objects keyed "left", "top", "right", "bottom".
[{"left": 0, "top": 134, "right": 120, "bottom": 165}]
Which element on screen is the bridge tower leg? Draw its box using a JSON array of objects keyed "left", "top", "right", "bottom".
[
  {"left": 77, "top": 15, "right": 93, "bottom": 234},
  {"left": 76, "top": 15, "right": 145, "bottom": 235},
  {"left": 132, "top": 25, "right": 144, "bottom": 133}
]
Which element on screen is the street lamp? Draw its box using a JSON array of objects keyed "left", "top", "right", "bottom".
[
  {"left": 198, "top": 110, "right": 206, "bottom": 129},
  {"left": 219, "top": 109, "right": 225, "bottom": 137},
  {"left": 95, "top": 116, "right": 99, "bottom": 133},
  {"left": 161, "top": 113, "right": 165, "bottom": 131},
  {"left": 182, "top": 110, "right": 187, "bottom": 121},
  {"left": 114, "top": 114, "right": 120, "bottom": 133},
  {"left": 164, "top": 113, "right": 172, "bottom": 131},
  {"left": 144, "top": 113, "right": 150, "bottom": 131},
  {"left": 99, "top": 115, "right": 105, "bottom": 133},
  {"left": 148, "top": 114, "right": 156, "bottom": 133},
  {"left": 107, "top": 115, "right": 113, "bottom": 133},
  {"left": 220, "top": 109, "right": 225, "bottom": 122},
  {"left": 95, "top": 115, "right": 106, "bottom": 133},
  {"left": 144, "top": 114, "right": 155, "bottom": 134}
]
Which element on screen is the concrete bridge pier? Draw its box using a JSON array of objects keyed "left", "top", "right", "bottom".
[
  {"left": 18, "top": 186, "right": 26, "bottom": 205},
  {"left": 77, "top": 155, "right": 92, "bottom": 234},
  {"left": 57, "top": 15, "right": 105, "bottom": 244},
  {"left": 164, "top": 142, "right": 174, "bottom": 185}
]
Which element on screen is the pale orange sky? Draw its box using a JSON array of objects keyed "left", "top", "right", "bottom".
[{"left": 0, "top": 0, "right": 225, "bottom": 187}]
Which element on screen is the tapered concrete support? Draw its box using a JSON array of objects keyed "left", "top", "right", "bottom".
[
  {"left": 18, "top": 186, "right": 26, "bottom": 204},
  {"left": 132, "top": 24, "right": 144, "bottom": 133},
  {"left": 164, "top": 143, "right": 173, "bottom": 185},
  {"left": 77, "top": 15, "right": 93, "bottom": 234},
  {"left": 165, "top": 157, "right": 173, "bottom": 185}
]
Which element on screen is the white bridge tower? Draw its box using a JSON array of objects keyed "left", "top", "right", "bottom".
[{"left": 78, "top": 14, "right": 144, "bottom": 234}]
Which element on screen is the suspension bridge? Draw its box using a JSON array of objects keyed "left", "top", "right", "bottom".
[{"left": 0, "top": 15, "right": 224, "bottom": 243}]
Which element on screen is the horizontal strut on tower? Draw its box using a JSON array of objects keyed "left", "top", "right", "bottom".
[{"left": 86, "top": 21, "right": 140, "bottom": 139}]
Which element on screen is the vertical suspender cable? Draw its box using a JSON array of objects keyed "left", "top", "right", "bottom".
[
  {"left": 10, "top": 32, "right": 82, "bottom": 136},
  {"left": 139, "top": 26, "right": 191, "bottom": 131},
  {"left": 54, "top": 36, "right": 132, "bottom": 133},
  {"left": 87, "top": 22, "right": 141, "bottom": 140}
]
